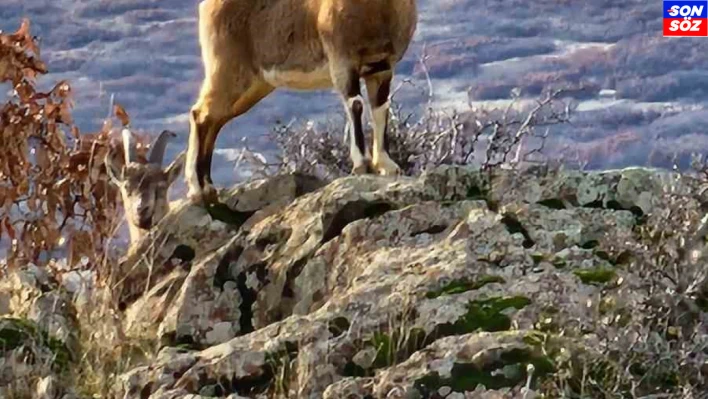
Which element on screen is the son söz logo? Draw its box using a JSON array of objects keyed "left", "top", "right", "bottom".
[{"left": 664, "top": 0, "right": 708, "bottom": 36}]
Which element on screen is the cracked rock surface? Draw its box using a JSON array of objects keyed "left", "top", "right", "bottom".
[{"left": 109, "top": 165, "right": 706, "bottom": 398}]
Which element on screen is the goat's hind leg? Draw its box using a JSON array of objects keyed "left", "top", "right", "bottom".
[
  {"left": 331, "top": 64, "right": 370, "bottom": 175},
  {"left": 364, "top": 67, "right": 400, "bottom": 176}
]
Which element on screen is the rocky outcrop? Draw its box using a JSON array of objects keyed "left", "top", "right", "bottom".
[
  {"left": 2, "top": 166, "right": 705, "bottom": 398},
  {"left": 109, "top": 165, "right": 707, "bottom": 398}
]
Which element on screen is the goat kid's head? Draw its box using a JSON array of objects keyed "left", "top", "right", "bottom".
[{"left": 106, "top": 129, "right": 185, "bottom": 235}]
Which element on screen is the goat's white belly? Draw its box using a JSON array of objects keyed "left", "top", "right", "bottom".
[{"left": 261, "top": 64, "right": 332, "bottom": 90}]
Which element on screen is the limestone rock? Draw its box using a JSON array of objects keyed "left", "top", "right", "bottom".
[{"left": 111, "top": 166, "right": 705, "bottom": 398}]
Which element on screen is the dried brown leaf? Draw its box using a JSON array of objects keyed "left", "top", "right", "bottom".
[
  {"left": 114, "top": 103, "right": 130, "bottom": 126},
  {"left": 3, "top": 217, "right": 15, "bottom": 240}
]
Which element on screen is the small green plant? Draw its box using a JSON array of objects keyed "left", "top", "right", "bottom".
[
  {"left": 0, "top": 317, "right": 71, "bottom": 371},
  {"left": 264, "top": 341, "right": 299, "bottom": 398}
]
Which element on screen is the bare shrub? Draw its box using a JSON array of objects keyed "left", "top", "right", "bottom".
[{"left": 238, "top": 86, "right": 573, "bottom": 182}]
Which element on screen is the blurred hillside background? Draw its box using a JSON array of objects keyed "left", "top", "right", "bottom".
[{"left": 1, "top": 0, "right": 705, "bottom": 192}]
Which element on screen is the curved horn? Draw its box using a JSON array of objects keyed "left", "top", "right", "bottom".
[
  {"left": 148, "top": 130, "right": 176, "bottom": 166},
  {"left": 122, "top": 128, "right": 137, "bottom": 164}
]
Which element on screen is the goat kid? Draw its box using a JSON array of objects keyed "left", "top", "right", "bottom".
[
  {"left": 185, "top": 0, "right": 418, "bottom": 203},
  {"left": 105, "top": 129, "right": 185, "bottom": 243}
]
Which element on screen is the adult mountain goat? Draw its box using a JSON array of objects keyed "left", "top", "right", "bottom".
[{"left": 185, "top": 0, "right": 418, "bottom": 202}]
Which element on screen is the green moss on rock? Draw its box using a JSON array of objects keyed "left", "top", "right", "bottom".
[
  {"left": 574, "top": 266, "right": 617, "bottom": 285},
  {"left": 435, "top": 296, "right": 531, "bottom": 336},
  {"left": 426, "top": 275, "right": 506, "bottom": 299}
]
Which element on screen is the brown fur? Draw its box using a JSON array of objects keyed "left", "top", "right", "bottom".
[{"left": 185, "top": 0, "right": 418, "bottom": 202}]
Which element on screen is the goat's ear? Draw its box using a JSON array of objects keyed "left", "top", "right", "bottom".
[
  {"left": 164, "top": 151, "right": 186, "bottom": 185},
  {"left": 105, "top": 151, "right": 126, "bottom": 185}
]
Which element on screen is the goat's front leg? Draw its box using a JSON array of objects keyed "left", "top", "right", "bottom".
[
  {"left": 186, "top": 81, "right": 273, "bottom": 204},
  {"left": 186, "top": 103, "right": 223, "bottom": 204}
]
